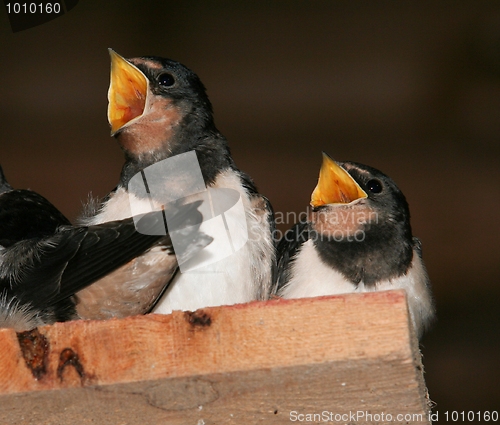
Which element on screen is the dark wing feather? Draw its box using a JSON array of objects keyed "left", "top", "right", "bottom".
[
  {"left": 52, "top": 216, "right": 165, "bottom": 303},
  {"left": 273, "top": 221, "right": 310, "bottom": 295},
  {"left": 262, "top": 195, "right": 278, "bottom": 292},
  {"left": 52, "top": 201, "right": 206, "bottom": 304},
  {"left": 9, "top": 217, "right": 162, "bottom": 308},
  {"left": 11, "top": 201, "right": 206, "bottom": 309}
]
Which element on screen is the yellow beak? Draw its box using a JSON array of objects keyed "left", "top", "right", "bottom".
[
  {"left": 310, "top": 152, "right": 367, "bottom": 207},
  {"left": 107, "top": 49, "right": 148, "bottom": 135}
]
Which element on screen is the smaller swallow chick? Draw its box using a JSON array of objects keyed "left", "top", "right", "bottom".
[
  {"left": 0, "top": 167, "right": 211, "bottom": 331},
  {"left": 276, "top": 153, "right": 435, "bottom": 338}
]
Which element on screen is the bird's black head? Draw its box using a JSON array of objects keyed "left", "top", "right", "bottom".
[
  {"left": 131, "top": 56, "right": 213, "bottom": 121},
  {"left": 107, "top": 50, "right": 231, "bottom": 187},
  {"left": 338, "top": 161, "right": 412, "bottom": 238},
  {"left": 309, "top": 157, "right": 415, "bottom": 285}
]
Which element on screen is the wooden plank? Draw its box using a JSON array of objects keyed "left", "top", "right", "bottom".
[{"left": 0, "top": 290, "right": 431, "bottom": 424}]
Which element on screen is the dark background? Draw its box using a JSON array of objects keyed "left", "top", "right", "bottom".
[{"left": 1, "top": 1, "right": 499, "bottom": 419}]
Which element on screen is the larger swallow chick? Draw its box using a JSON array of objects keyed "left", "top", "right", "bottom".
[
  {"left": 0, "top": 166, "right": 210, "bottom": 331},
  {"left": 82, "top": 50, "right": 275, "bottom": 313},
  {"left": 276, "top": 153, "right": 435, "bottom": 339}
]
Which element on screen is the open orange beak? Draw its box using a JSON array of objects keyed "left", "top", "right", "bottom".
[
  {"left": 310, "top": 152, "right": 367, "bottom": 207},
  {"left": 107, "top": 49, "right": 148, "bottom": 135}
]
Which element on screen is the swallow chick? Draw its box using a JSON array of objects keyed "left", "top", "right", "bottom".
[
  {"left": 275, "top": 153, "right": 435, "bottom": 339},
  {"left": 0, "top": 166, "right": 210, "bottom": 331},
  {"left": 81, "top": 50, "right": 275, "bottom": 314}
]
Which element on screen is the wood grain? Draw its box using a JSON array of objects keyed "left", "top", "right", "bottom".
[{"left": 0, "top": 290, "right": 431, "bottom": 424}]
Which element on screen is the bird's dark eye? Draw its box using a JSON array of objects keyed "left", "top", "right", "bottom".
[
  {"left": 158, "top": 73, "right": 175, "bottom": 87},
  {"left": 366, "top": 179, "right": 383, "bottom": 194}
]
